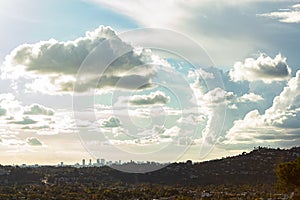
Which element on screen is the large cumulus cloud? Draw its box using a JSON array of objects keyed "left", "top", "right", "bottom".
[
  {"left": 2, "top": 26, "right": 157, "bottom": 93},
  {"left": 225, "top": 70, "right": 300, "bottom": 145},
  {"left": 229, "top": 53, "right": 291, "bottom": 84},
  {"left": 189, "top": 66, "right": 285, "bottom": 150},
  {"left": 4, "top": 26, "right": 114, "bottom": 75}
]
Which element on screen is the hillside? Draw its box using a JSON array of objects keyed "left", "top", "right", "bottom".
[
  {"left": 0, "top": 147, "right": 299, "bottom": 199},
  {"left": 140, "top": 146, "right": 300, "bottom": 186},
  {"left": 1, "top": 146, "right": 299, "bottom": 186}
]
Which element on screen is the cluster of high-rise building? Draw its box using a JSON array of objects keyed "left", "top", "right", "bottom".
[
  {"left": 17, "top": 159, "right": 123, "bottom": 168},
  {"left": 80, "top": 158, "right": 107, "bottom": 167},
  {"left": 60, "top": 158, "right": 122, "bottom": 167}
]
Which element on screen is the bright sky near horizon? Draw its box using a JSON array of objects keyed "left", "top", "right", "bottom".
[{"left": 0, "top": 0, "right": 300, "bottom": 165}]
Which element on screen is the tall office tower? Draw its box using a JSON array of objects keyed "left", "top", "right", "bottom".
[
  {"left": 82, "top": 159, "right": 85, "bottom": 166},
  {"left": 97, "top": 159, "right": 100, "bottom": 164},
  {"left": 89, "top": 159, "right": 92, "bottom": 166}
]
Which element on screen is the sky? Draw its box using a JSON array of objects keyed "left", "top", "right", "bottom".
[{"left": 0, "top": 0, "right": 300, "bottom": 166}]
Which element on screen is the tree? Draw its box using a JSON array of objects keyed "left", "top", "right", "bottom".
[{"left": 276, "top": 157, "right": 300, "bottom": 194}]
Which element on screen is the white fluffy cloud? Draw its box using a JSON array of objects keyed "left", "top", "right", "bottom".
[
  {"left": 0, "top": 135, "right": 43, "bottom": 147},
  {"left": 225, "top": 70, "right": 300, "bottom": 145},
  {"left": 188, "top": 68, "right": 215, "bottom": 80},
  {"left": 177, "top": 114, "right": 206, "bottom": 125},
  {"left": 0, "top": 93, "right": 22, "bottom": 117},
  {"left": 161, "top": 126, "right": 180, "bottom": 138},
  {"left": 129, "top": 91, "right": 170, "bottom": 106},
  {"left": 190, "top": 68, "right": 283, "bottom": 148},
  {"left": 101, "top": 116, "right": 121, "bottom": 128},
  {"left": 238, "top": 93, "right": 264, "bottom": 102},
  {"left": 201, "top": 87, "right": 236, "bottom": 105},
  {"left": 258, "top": 4, "right": 300, "bottom": 23},
  {"left": 0, "top": 93, "right": 76, "bottom": 136},
  {"left": 11, "top": 116, "right": 37, "bottom": 125},
  {"left": 229, "top": 53, "right": 291, "bottom": 83},
  {"left": 2, "top": 26, "right": 157, "bottom": 93},
  {"left": 0, "top": 93, "right": 55, "bottom": 120},
  {"left": 189, "top": 85, "right": 230, "bottom": 146},
  {"left": 0, "top": 137, "right": 25, "bottom": 146},
  {"left": 24, "top": 104, "right": 54, "bottom": 115},
  {"left": 4, "top": 26, "right": 115, "bottom": 76}
]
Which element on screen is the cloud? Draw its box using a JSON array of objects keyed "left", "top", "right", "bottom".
[
  {"left": 21, "top": 125, "right": 50, "bottom": 130},
  {"left": 189, "top": 85, "right": 230, "bottom": 147},
  {"left": 101, "top": 116, "right": 121, "bottom": 128},
  {"left": 188, "top": 68, "right": 215, "bottom": 80},
  {"left": 161, "top": 126, "right": 181, "bottom": 138},
  {"left": 177, "top": 114, "right": 206, "bottom": 125},
  {"left": 225, "top": 70, "right": 300, "bottom": 145},
  {"left": 0, "top": 138, "right": 25, "bottom": 146},
  {"left": 264, "top": 70, "right": 300, "bottom": 128},
  {"left": 189, "top": 68, "right": 276, "bottom": 149},
  {"left": 189, "top": 69, "right": 237, "bottom": 147},
  {"left": 238, "top": 93, "right": 264, "bottom": 102},
  {"left": 1, "top": 136, "right": 43, "bottom": 147},
  {"left": 229, "top": 53, "right": 291, "bottom": 83},
  {"left": 89, "top": 0, "right": 277, "bottom": 28},
  {"left": 105, "top": 124, "right": 185, "bottom": 146},
  {"left": 87, "top": 0, "right": 300, "bottom": 70},
  {"left": 26, "top": 137, "right": 42, "bottom": 146},
  {"left": 24, "top": 104, "right": 54, "bottom": 115},
  {"left": 5, "top": 26, "right": 117, "bottom": 75},
  {"left": 258, "top": 4, "right": 300, "bottom": 23},
  {"left": 0, "top": 93, "right": 22, "bottom": 116},
  {"left": 11, "top": 116, "right": 37, "bottom": 125},
  {"left": 202, "top": 87, "right": 236, "bottom": 105},
  {"left": 0, "top": 93, "right": 74, "bottom": 135},
  {"left": 2, "top": 26, "right": 157, "bottom": 93},
  {"left": 88, "top": 0, "right": 191, "bottom": 28},
  {"left": 0, "top": 96, "right": 78, "bottom": 136},
  {"left": 129, "top": 91, "right": 170, "bottom": 106},
  {"left": 0, "top": 108, "right": 6, "bottom": 116}
]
